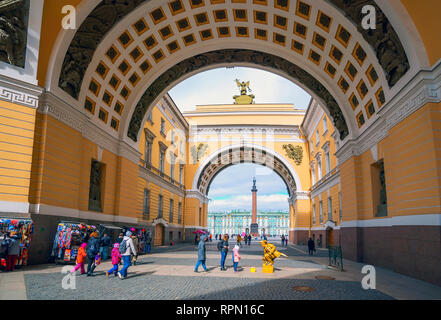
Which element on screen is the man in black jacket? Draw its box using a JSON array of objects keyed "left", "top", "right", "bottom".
[
  {"left": 86, "top": 232, "right": 100, "bottom": 276},
  {"left": 99, "top": 233, "right": 111, "bottom": 260}
]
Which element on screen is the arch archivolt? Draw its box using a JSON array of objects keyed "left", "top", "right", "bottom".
[
  {"left": 192, "top": 143, "right": 304, "bottom": 197},
  {"left": 48, "top": 0, "right": 415, "bottom": 151}
]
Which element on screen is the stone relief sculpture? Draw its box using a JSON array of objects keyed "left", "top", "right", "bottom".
[
  {"left": 328, "top": 0, "right": 410, "bottom": 87},
  {"left": 59, "top": 0, "right": 147, "bottom": 99},
  {"left": 88, "top": 160, "right": 102, "bottom": 212},
  {"left": 0, "top": 0, "right": 29, "bottom": 68},
  {"left": 128, "top": 49, "right": 350, "bottom": 142},
  {"left": 283, "top": 144, "right": 303, "bottom": 165},
  {"left": 191, "top": 143, "right": 208, "bottom": 164}
]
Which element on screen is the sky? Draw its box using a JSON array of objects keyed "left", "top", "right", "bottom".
[
  {"left": 168, "top": 67, "right": 311, "bottom": 112},
  {"left": 168, "top": 67, "right": 309, "bottom": 213}
]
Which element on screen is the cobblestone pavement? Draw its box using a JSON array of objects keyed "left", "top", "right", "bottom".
[{"left": 22, "top": 241, "right": 395, "bottom": 300}]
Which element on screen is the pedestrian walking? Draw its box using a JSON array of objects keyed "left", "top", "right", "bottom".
[
  {"left": 194, "top": 235, "right": 208, "bottom": 272},
  {"left": 99, "top": 233, "right": 111, "bottom": 260},
  {"left": 219, "top": 234, "right": 229, "bottom": 271},
  {"left": 117, "top": 231, "right": 137, "bottom": 280},
  {"left": 6, "top": 231, "right": 20, "bottom": 272},
  {"left": 86, "top": 232, "right": 100, "bottom": 276},
  {"left": 236, "top": 235, "right": 242, "bottom": 247},
  {"left": 232, "top": 244, "right": 241, "bottom": 272},
  {"left": 145, "top": 231, "right": 152, "bottom": 254},
  {"left": 116, "top": 233, "right": 124, "bottom": 244},
  {"left": 308, "top": 237, "right": 315, "bottom": 255},
  {"left": 131, "top": 234, "right": 139, "bottom": 265},
  {"left": 281, "top": 235, "right": 285, "bottom": 246},
  {"left": 247, "top": 234, "right": 251, "bottom": 246},
  {"left": 106, "top": 243, "right": 122, "bottom": 277},
  {"left": 285, "top": 236, "right": 288, "bottom": 246},
  {"left": 71, "top": 243, "right": 87, "bottom": 274}
]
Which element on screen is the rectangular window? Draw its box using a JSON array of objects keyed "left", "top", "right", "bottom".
[
  {"left": 143, "top": 189, "right": 150, "bottom": 219},
  {"left": 158, "top": 195, "right": 163, "bottom": 218},
  {"left": 317, "top": 159, "right": 322, "bottom": 180},
  {"left": 178, "top": 202, "right": 182, "bottom": 224},
  {"left": 316, "top": 130, "right": 320, "bottom": 145},
  {"left": 160, "top": 118, "right": 166, "bottom": 135},
  {"left": 311, "top": 165, "right": 315, "bottom": 185},
  {"left": 169, "top": 199, "right": 174, "bottom": 223},
  {"left": 179, "top": 165, "right": 184, "bottom": 184},
  {"left": 170, "top": 153, "right": 175, "bottom": 180},
  {"left": 372, "top": 160, "right": 388, "bottom": 217},
  {"left": 159, "top": 150, "right": 165, "bottom": 173},
  {"left": 319, "top": 200, "right": 323, "bottom": 223},
  {"left": 328, "top": 197, "right": 332, "bottom": 221},
  {"left": 312, "top": 204, "right": 316, "bottom": 224},
  {"left": 323, "top": 117, "right": 328, "bottom": 133},
  {"left": 325, "top": 151, "right": 330, "bottom": 174},
  {"left": 339, "top": 192, "right": 342, "bottom": 220},
  {"left": 310, "top": 141, "right": 313, "bottom": 153},
  {"left": 145, "top": 139, "right": 152, "bottom": 165}
]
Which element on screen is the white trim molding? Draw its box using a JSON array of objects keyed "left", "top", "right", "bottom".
[
  {"left": 185, "top": 189, "right": 210, "bottom": 204},
  {"left": 0, "top": 201, "right": 30, "bottom": 214},
  {"left": 341, "top": 214, "right": 441, "bottom": 228},
  {"left": 33, "top": 204, "right": 139, "bottom": 224},
  {"left": 0, "top": 75, "right": 43, "bottom": 109}
]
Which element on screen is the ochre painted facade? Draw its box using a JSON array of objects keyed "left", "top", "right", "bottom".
[{"left": 0, "top": 0, "right": 440, "bottom": 287}]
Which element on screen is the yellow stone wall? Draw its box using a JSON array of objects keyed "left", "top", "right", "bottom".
[
  {"left": 0, "top": 101, "right": 36, "bottom": 204},
  {"left": 309, "top": 112, "right": 341, "bottom": 228},
  {"left": 340, "top": 102, "right": 441, "bottom": 221}
]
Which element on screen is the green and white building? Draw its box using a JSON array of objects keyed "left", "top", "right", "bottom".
[{"left": 208, "top": 210, "right": 289, "bottom": 237}]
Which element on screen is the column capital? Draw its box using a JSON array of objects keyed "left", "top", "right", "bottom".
[{"left": 288, "top": 191, "right": 310, "bottom": 204}]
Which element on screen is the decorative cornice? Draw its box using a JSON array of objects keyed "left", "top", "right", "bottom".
[
  {"left": 39, "top": 91, "right": 141, "bottom": 164},
  {"left": 185, "top": 189, "right": 210, "bottom": 204},
  {"left": 139, "top": 166, "right": 185, "bottom": 197},
  {"left": 311, "top": 168, "right": 340, "bottom": 199},
  {"left": 0, "top": 75, "right": 43, "bottom": 109}
]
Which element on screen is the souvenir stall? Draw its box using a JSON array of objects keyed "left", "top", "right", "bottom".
[
  {"left": 98, "top": 224, "right": 123, "bottom": 244},
  {"left": 0, "top": 218, "right": 34, "bottom": 270},
  {"left": 51, "top": 221, "right": 97, "bottom": 264}
]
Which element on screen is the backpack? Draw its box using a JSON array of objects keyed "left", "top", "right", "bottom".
[
  {"left": 217, "top": 240, "right": 222, "bottom": 251},
  {"left": 119, "top": 239, "right": 127, "bottom": 254},
  {"left": 87, "top": 239, "right": 98, "bottom": 257},
  {"left": 0, "top": 238, "right": 10, "bottom": 255}
]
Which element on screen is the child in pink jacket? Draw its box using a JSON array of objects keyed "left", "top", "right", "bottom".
[
  {"left": 106, "top": 243, "right": 122, "bottom": 277},
  {"left": 232, "top": 244, "right": 241, "bottom": 272}
]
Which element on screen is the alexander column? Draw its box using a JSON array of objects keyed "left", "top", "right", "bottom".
[{"left": 250, "top": 177, "right": 259, "bottom": 236}]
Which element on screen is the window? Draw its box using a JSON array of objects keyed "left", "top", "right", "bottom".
[
  {"left": 319, "top": 200, "right": 323, "bottom": 223},
  {"left": 179, "top": 140, "right": 184, "bottom": 155},
  {"left": 325, "top": 151, "right": 330, "bottom": 174},
  {"left": 169, "top": 199, "right": 174, "bottom": 222},
  {"left": 179, "top": 164, "right": 184, "bottom": 184},
  {"left": 171, "top": 130, "right": 175, "bottom": 145},
  {"left": 145, "top": 139, "right": 152, "bottom": 165},
  {"left": 323, "top": 117, "right": 328, "bottom": 133},
  {"left": 328, "top": 197, "right": 332, "bottom": 221},
  {"left": 339, "top": 192, "right": 342, "bottom": 220},
  {"left": 143, "top": 189, "right": 150, "bottom": 219},
  {"left": 147, "top": 111, "right": 153, "bottom": 124},
  {"left": 372, "top": 160, "right": 388, "bottom": 217},
  {"left": 310, "top": 140, "right": 313, "bottom": 153},
  {"left": 159, "top": 150, "right": 165, "bottom": 173},
  {"left": 178, "top": 202, "right": 182, "bottom": 224},
  {"left": 312, "top": 204, "right": 316, "bottom": 224},
  {"left": 317, "top": 157, "right": 322, "bottom": 180},
  {"left": 170, "top": 153, "right": 175, "bottom": 180},
  {"left": 311, "top": 164, "right": 316, "bottom": 185},
  {"left": 158, "top": 195, "right": 163, "bottom": 218},
  {"left": 316, "top": 130, "right": 320, "bottom": 145},
  {"left": 160, "top": 118, "right": 166, "bottom": 135}
]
